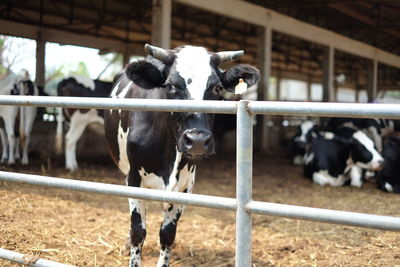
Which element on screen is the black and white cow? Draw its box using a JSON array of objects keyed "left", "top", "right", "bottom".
[
  {"left": 376, "top": 136, "right": 400, "bottom": 193},
  {"left": 56, "top": 76, "right": 113, "bottom": 170},
  {"left": 303, "top": 127, "right": 384, "bottom": 187},
  {"left": 0, "top": 74, "right": 38, "bottom": 165},
  {"left": 104, "top": 44, "right": 259, "bottom": 267},
  {"left": 326, "top": 117, "right": 383, "bottom": 152},
  {"left": 376, "top": 119, "right": 400, "bottom": 138},
  {"left": 288, "top": 120, "right": 317, "bottom": 165}
]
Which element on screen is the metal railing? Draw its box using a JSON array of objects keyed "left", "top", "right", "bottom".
[{"left": 1, "top": 95, "right": 400, "bottom": 267}]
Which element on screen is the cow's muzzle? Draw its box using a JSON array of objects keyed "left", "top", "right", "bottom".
[
  {"left": 371, "top": 159, "right": 385, "bottom": 171},
  {"left": 180, "top": 129, "right": 214, "bottom": 156}
]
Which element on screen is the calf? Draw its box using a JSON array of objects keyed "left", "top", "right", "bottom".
[
  {"left": 376, "top": 136, "right": 400, "bottom": 193},
  {"left": 104, "top": 44, "right": 259, "bottom": 267},
  {"left": 56, "top": 76, "right": 113, "bottom": 170},
  {"left": 288, "top": 120, "right": 317, "bottom": 165},
  {"left": 0, "top": 74, "right": 38, "bottom": 165},
  {"left": 303, "top": 127, "right": 384, "bottom": 187}
]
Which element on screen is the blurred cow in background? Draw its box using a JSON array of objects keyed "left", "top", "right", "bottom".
[
  {"left": 0, "top": 73, "right": 38, "bottom": 165},
  {"left": 303, "top": 127, "right": 384, "bottom": 187},
  {"left": 377, "top": 136, "right": 400, "bottom": 193},
  {"left": 326, "top": 117, "right": 383, "bottom": 152},
  {"left": 56, "top": 75, "right": 113, "bottom": 171},
  {"left": 288, "top": 120, "right": 317, "bottom": 165}
]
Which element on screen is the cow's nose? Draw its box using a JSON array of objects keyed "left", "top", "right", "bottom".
[{"left": 182, "top": 129, "right": 213, "bottom": 156}]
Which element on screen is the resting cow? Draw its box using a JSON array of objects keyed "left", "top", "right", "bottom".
[
  {"left": 56, "top": 76, "right": 113, "bottom": 170},
  {"left": 104, "top": 44, "right": 259, "bottom": 267},
  {"left": 326, "top": 117, "right": 383, "bottom": 152},
  {"left": 0, "top": 74, "right": 38, "bottom": 165},
  {"left": 288, "top": 120, "right": 317, "bottom": 165},
  {"left": 303, "top": 127, "right": 384, "bottom": 187},
  {"left": 377, "top": 136, "right": 400, "bottom": 193}
]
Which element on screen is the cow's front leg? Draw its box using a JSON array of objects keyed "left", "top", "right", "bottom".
[
  {"left": 128, "top": 198, "right": 146, "bottom": 267},
  {"left": 157, "top": 203, "right": 184, "bottom": 267}
]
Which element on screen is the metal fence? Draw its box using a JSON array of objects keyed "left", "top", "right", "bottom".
[{"left": 1, "top": 96, "right": 400, "bottom": 267}]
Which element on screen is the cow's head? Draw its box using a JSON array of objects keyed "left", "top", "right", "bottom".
[
  {"left": 335, "top": 128, "right": 384, "bottom": 171},
  {"left": 125, "top": 44, "right": 260, "bottom": 158},
  {"left": 294, "top": 120, "right": 317, "bottom": 148}
]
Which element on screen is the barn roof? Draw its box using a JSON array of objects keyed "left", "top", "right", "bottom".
[{"left": 0, "top": 0, "right": 399, "bottom": 87}]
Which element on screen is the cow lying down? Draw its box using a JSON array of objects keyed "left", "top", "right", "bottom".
[
  {"left": 303, "top": 127, "right": 384, "bottom": 187},
  {"left": 377, "top": 136, "right": 400, "bottom": 193}
]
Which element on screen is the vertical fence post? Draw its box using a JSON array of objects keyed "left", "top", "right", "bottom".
[{"left": 236, "top": 100, "right": 253, "bottom": 267}]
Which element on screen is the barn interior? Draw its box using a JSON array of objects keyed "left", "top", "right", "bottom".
[
  {"left": 1, "top": 0, "right": 400, "bottom": 156},
  {"left": 2, "top": 2, "right": 400, "bottom": 266}
]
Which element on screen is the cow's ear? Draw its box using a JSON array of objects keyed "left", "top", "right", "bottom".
[
  {"left": 125, "top": 61, "right": 166, "bottom": 89},
  {"left": 220, "top": 64, "right": 260, "bottom": 92}
]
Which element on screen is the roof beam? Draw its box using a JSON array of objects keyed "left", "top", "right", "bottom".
[
  {"left": 0, "top": 19, "right": 144, "bottom": 55},
  {"left": 176, "top": 0, "right": 400, "bottom": 69}
]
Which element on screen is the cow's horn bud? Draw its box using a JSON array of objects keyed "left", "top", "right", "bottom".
[
  {"left": 216, "top": 50, "right": 244, "bottom": 63},
  {"left": 144, "top": 44, "right": 174, "bottom": 63}
]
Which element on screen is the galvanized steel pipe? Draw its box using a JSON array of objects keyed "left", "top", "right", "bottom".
[
  {"left": 0, "top": 248, "right": 76, "bottom": 267},
  {"left": 248, "top": 101, "right": 400, "bottom": 119},
  {"left": 0, "top": 171, "right": 237, "bottom": 211},
  {"left": 247, "top": 200, "right": 400, "bottom": 231},
  {"left": 0, "top": 95, "right": 237, "bottom": 114},
  {"left": 236, "top": 100, "right": 253, "bottom": 267}
]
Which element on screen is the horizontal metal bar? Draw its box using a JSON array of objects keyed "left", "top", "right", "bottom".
[
  {"left": 2, "top": 96, "right": 400, "bottom": 119},
  {"left": 249, "top": 101, "right": 400, "bottom": 119},
  {"left": 2, "top": 171, "right": 400, "bottom": 232},
  {"left": 0, "top": 248, "right": 75, "bottom": 267},
  {"left": 247, "top": 200, "right": 400, "bottom": 232},
  {"left": 0, "top": 171, "right": 237, "bottom": 211},
  {"left": 0, "top": 96, "right": 237, "bottom": 114}
]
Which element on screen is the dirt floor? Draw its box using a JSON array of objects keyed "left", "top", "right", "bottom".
[{"left": 0, "top": 153, "right": 400, "bottom": 267}]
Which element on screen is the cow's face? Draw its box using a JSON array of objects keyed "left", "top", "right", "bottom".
[
  {"left": 125, "top": 44, "right": 260, "bottom": 158},
  {"left": 294, "top": 121, "right": 316, "bottom": 147},
  {"left": 350, "top": 131, "right": 384, "bottom": 171}
]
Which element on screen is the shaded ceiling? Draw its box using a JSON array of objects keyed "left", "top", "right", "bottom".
[{"left": 0, "top": 0, "right": 399, "bottom": 88}]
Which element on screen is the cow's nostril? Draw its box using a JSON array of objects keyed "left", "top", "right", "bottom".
[{"left": 183, "top": 133, "right": 193, "bottom": 148}]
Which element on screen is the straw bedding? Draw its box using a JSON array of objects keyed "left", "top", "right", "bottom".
[{"left": 0, "top": 154, "right": 399, "bottom": 266}]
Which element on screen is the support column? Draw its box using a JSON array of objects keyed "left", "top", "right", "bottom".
[
  {"left": 256, "top": 26, "right": 272, "bottom": 153},
  {"left": 355, "top": 84, "right": 360, "bottom": 103},
  {"left": 276, "top": 71, "right": 281, "bottom": 101},
  {"left": 306, "top": 76, "right": 312, "bottom": 101},
  {"left": 322, "top": 45, "right": 335, "bottom": 102},
  {"left": 151, "top": 0, "right": 172, "bottom": 48},
  {"left": 367, "top": 60, "right": 378, "bottom": 103},
  {"left": 35, "top": 39, "right": 45, "bottom": 88}
]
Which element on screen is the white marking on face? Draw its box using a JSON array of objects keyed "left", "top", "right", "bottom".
[
  {"left": 312, "top": 170, "right": 348, "bottom": 186},
  {"left": 353, "top": 131, "right": 383, "bottom": 170},
  {"left": 71, "top": 75, "right": 95, "bottom": 90},
  {"left": 296, "top": 121, "right": 314, "bottom": 143},
  {"left": 175, "top": 46, "right": 212, "bottom": 100},
  {"left": 117, "top": 121, "right": 130, "bottom": 175}
]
